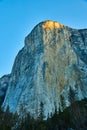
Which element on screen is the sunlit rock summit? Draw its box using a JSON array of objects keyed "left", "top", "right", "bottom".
[{"left": 0, "top": 20, "right": 87, "bottom": 118}]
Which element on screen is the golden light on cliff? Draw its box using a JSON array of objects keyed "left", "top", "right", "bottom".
[{"left": 42, "top": 21, "right": 64, "bottom": 30}]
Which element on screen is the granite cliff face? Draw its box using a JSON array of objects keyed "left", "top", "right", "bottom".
[{"left": 1, "top": 20, "right": 87, "bottom": 118}]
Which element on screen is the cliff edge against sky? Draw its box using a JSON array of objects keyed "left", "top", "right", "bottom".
[{"left": 0, "top": 20, "right": 87, "bottom": 118}]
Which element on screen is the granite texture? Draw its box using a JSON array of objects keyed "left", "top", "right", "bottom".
[
  {"left": 1, "top": 20, "right": 87, "bottom": 118},
  {"left": 0, "top": 74, "right": 10, "bottom": 106}
]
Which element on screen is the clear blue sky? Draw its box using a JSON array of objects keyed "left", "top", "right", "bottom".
[{"left": 0, "top": 0, "right": 87, "bottom": 77}]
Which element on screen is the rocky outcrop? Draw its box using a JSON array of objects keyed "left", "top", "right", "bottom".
[
  {"left": 0, "top": 74, "right": 10, "bottom": 106},
  {"left": 2, "top": 20, "right": 87, "bottom": 118}
]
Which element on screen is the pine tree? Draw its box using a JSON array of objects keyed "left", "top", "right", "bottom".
[{"left": 39, "top": 102, "right": 44, "bottom": 120}]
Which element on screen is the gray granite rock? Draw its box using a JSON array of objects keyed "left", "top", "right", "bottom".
[
  {"left": 1, "top": 20, "right": 87, "bottom": 118},
  {"left": 0, "top": 74, "right": 10, "bottom": 106}
]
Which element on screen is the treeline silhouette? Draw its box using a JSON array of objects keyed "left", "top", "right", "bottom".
[{"left": 0, "top": 99, "right": 87, "bottom": 130}]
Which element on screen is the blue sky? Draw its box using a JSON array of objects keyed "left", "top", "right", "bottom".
[{"left": 0, "top": 0, "right": 87, "bottom": 77}]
